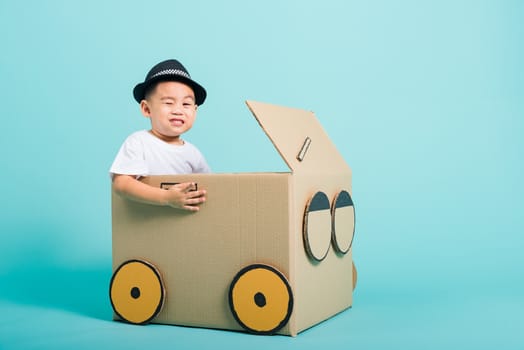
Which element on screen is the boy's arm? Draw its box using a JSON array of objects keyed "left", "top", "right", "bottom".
[{"left": 112, "top": 174, "right": 206, "bottom": 212}]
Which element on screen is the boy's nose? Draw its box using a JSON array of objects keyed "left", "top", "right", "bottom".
[{"left": 172, "top": 105, "right": 183, "bottom": 113}]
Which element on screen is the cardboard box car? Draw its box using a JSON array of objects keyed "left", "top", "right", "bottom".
[{"left": 110, "top": 100, "right": 356, "bottom": 336}]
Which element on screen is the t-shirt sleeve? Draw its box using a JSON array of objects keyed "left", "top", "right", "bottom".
[
  {"left": 192, "top": 146, "right": 211, "bottom": 173},
  {"left": 196, "top": 155, "right": 211, "bottom": 173},
  {"left": 109, "top": 134, "right": 148, "bottom": 178}
]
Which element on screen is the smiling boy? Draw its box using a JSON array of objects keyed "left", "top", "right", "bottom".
[{"left": 110, "top": 59, "right": 209, "bottom": 211}]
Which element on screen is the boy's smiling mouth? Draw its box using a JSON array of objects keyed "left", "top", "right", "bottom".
[{"left": 169, "top": 118, "right": 185, "bottom": 126}]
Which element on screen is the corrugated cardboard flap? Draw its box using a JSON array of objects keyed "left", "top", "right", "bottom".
[{"left": 246, "top": 100, "right": 350, "bottom": 175}]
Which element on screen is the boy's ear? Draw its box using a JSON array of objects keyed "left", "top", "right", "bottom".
[{"left": 140, "top": 100, "right": 151, "bottom": 118}]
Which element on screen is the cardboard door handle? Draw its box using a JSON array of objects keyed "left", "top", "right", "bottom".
[{"left": 296, "top": 137, "right": 311, "bottom": 162}]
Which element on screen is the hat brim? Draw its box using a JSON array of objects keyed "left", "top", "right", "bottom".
[{"left": 133, "top": 75, "right": 207, "bottom": 105}]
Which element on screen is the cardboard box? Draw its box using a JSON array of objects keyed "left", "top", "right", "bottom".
[{"left": 110, "top": 100, "right": 356, "bottom": 336}]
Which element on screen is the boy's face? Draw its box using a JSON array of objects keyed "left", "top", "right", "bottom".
[{"left": 140, "top": 81, "right": 197, "bottom": 144}]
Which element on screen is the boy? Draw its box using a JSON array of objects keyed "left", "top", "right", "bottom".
[{"left": 110, "top": 59, "right": 208, "bottom": 212}]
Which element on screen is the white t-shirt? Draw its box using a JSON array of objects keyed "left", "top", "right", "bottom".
[{"left": 110, "top": 130, "right": 210, "bottom": 177}]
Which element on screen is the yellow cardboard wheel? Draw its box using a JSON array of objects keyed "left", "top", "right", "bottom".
[
  {"left": 229, "top": 264, "right": 293, "bottom": 335},
  {"left": 110, "top": 259, "right": 165, "bottom": 324}
]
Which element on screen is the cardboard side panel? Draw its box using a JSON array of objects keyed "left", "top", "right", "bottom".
[
  {"left": 112, "top": 173, "right": 294, "bottom": 334},
  {"left": 291, "top": 173, "right": 354, "bottom": 334}
]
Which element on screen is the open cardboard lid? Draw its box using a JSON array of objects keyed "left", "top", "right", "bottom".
[{"left": 246, "top": 100, "right": 350, "bottom": 174}]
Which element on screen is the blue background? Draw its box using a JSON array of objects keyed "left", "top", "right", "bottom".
[{"left": 1, "top": 0, "right": 523, "bottom": 349}]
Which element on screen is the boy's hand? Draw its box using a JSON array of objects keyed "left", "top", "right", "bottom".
[
  {"left": 164, "top": 182, "right": 206, "bottom": 212},
  {"left": 112, "top": 175, "right": 206, "bottom": 211}
]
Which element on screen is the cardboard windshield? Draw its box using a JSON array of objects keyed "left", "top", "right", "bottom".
[{"left": 246, "top": 100, "right": 350, "bottom": 175}]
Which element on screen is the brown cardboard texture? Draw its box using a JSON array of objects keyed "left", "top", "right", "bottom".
[{"left": 111, "top": 100, "right": 356, "bottom": 336}]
